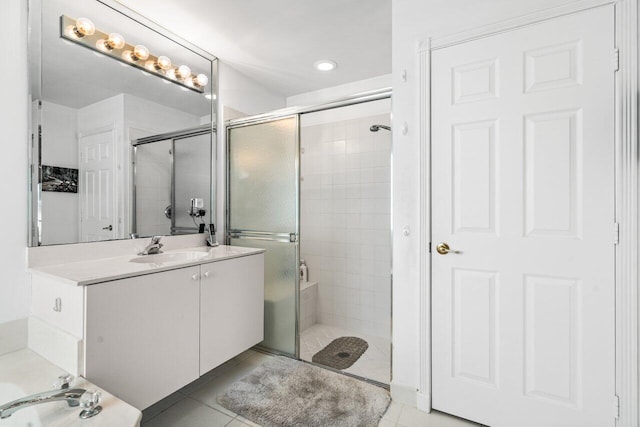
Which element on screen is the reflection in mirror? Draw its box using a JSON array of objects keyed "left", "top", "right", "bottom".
[
  {"left": 29, "top": 0, "right": 217, "bottom": 246},
  {"left": 133, "top": 128, "right": 212, "bottom": 237}
]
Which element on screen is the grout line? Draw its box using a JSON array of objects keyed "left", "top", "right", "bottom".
[
  {"left": 140, "top": 393, "right": 188, "bottom": 425},
  {"left": 185, "top": 395, "right": 238, "bottom": 418}
]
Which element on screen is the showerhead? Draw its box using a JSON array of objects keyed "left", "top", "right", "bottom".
[{"left": 370, "top": 124, "right": 391, "bottom": 132}]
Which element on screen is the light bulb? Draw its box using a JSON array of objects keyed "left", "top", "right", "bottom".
[
  {"left": 314, "top": 59, "right": 337, "bottom": 71},
  {"left": 106, "top": 33, "right": 125, "bottom": 50},
  {"left": 176, "top": 65, "right": 191, "bottom": 80},
  {"left": 95, "top": 39, "right": 108, "bottom": 51},
  {"left": 74, "top": 17, "right": 95, "bottom": 37},
  {"left": 195, "top": 74, "right": 208, "bottom": 87},
  {"left": 165, "top": 68, "right": 176, "bottom": 79},
  {"left": 132, "top": 45, "right": 149, "bottom": 61},
  {"left": 156, "top": 56, "right": 172, "bottom": 70}
]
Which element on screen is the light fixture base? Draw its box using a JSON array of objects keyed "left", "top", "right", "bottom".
[{"left": 60, "top": 15, "right": 208, "bottom": 94}]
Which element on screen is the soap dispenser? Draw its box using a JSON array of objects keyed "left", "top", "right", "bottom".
[{"left": 300, "top": 259, "right": 308, "bottom": 283}]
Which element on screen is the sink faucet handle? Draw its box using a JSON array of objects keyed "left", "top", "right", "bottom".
[
  {"left": 151, "top": 235, "right": 162, "bottom": 244},
  {"left": 79, "top": 390, "right": 103, "bottom": 419},
  {"left": 53, "top": 374, "right": 74, "bottom": 390}
]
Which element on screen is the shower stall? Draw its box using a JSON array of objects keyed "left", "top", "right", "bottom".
[
  {"left": 226, "top": 90, "right": 392, "bottom": 385},
  {"left": 132, "top": 125, "right": 214, "bottom": 237}
]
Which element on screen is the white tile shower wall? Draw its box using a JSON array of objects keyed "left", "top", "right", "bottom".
[{"left": 300, "top": 113, "right": 391, "bottom": 339}]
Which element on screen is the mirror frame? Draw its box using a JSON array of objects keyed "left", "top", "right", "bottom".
[{"left": 28, "top": 0, "right": 219, "bottom": 247}]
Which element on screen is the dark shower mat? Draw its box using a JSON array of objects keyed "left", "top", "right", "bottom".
[{"left": 312, "top": 336, "right": 369, "bottom": 370}]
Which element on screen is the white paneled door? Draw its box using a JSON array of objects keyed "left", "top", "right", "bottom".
[
  {"left": 79, "top": 129, "right": 117, "bottom": 242},
  {"left": 431, "top": 6, "right": 615, "bottom": 427}
]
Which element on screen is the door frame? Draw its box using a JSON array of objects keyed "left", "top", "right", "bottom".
[{"left": 416, "top": 1, "right": 639, "bottom": 425}]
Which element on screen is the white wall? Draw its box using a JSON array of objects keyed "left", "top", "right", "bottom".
[
  {"left": 40, "top": 101, "right": 79, "bottom": 245},
  {"left": 218, "top": 62, "right": 286, "bottom": 117},
  {"left": 391, "top": 0, "right": 587, "bottom": 404},
  {"left": 300, "top": 100, "right": 391, "bottom": 340},
  {"left": 287, "top": 74, "right": 392, "bottom": 107},
  {"left": 216, "top": 62, "right": 287, "bottom": 240},
  {"left": 0, "top": 0, "right": 29, "bottom": 325},
  {"left": 41, "top": 101, "right": 78, "bottom": 166}
]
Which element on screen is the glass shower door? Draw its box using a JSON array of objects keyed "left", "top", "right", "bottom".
[
  {"left": 227, "top": 116, "right": 299, "bottom": 357},
  {"left": 173, "top": 133, "right": 212, "bottom": 234}
]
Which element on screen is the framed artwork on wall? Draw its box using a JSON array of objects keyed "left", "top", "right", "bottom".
[{"left": 41, "top": 165, "right": 78, "bottom": 193}]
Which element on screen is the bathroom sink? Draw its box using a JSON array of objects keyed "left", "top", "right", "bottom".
[{"left": 130, "top": 251, "right": 209, "bottom": 264}]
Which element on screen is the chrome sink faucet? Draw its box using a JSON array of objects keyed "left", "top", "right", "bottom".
[
  {"left": 0, "top": 375, "right": 102, "bottom": 420},
  {"left": 138, "top": 235, "right": 163, "bottom": 255}
]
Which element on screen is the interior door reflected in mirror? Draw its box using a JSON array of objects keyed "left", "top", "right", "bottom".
[{"left": 29, "top": 0, "right": 217, "bottom": 246}]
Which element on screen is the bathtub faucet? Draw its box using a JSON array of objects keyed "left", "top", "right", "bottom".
[{"left": 0, "top": 375, "right": 102, "bottom": 420}]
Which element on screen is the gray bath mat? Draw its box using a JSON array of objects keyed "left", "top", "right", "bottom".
[
  {"left": 312, "top": 336, "right": 369, "bottom": 370},
  {"left": 219, "top": 356, "right": 390, "bottom": 427}
]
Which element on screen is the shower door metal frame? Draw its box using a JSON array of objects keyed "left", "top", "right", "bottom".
[
  {"left": 132, "top": 124, "right": 215, "bottom": 236},
  {"left": 225, "top": 88, "right": 393, "bottom": 377},
  {"left": 226, "top": 114, "right": 301, "bottom": 358}
]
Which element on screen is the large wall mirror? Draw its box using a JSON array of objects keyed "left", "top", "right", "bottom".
[{"left": 28, "top": 0, "right": 218, "bottom": 246}]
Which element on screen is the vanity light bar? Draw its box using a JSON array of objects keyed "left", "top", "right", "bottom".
[{"left": 60, "top": 15, "right": 209, "bottom": 94}]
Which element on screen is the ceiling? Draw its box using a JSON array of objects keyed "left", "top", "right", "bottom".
[{"left": 114, "top": 0, "right": 392, "bottom": 97}]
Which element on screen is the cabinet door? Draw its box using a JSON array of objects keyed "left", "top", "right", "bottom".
[
  {"left": 200, "top": 254, "right": 265, "bottom": 375},
  {"left": 85, "top": 266, "right": 200, "bottom": 410}
]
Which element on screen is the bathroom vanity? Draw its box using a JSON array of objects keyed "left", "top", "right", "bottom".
[{"left": 27, "top": 244, "right": 264, "bottom": 410}]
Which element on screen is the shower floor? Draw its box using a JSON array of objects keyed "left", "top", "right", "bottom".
[{"left": 300, "top": 323, "right": 391, "bottom": 384}]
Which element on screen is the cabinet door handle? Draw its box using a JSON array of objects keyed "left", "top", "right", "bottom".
[
  {"left": 203, "top": 271, "right": 210, "bottom": 278},
  {"left": 191, "top": 273, "right": 199, "bottom": 281}
]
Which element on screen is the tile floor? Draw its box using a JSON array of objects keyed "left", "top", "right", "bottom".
[
  {"left": 300, "top": 323, "right": 391, "bottom": 384},
  {"left": 141, "top": 349, "right": 481, "bottom": 427}
]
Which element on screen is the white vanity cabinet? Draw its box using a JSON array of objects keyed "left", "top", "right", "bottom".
[
  {"left": 200, "top": 254, "right": 264, "bottom": 375},
  {"left": 84, "top": 265, "right": 201, "bottom": 410},
  {"left": 28, "top": 248, "right": 265, "bottom": 411}
]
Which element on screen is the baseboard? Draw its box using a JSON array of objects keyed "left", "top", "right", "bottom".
[
  {"left": 28, "top": 315, "right": 82, "bottom": 376},
  {"left": 0, "top": 318, "right": 28, "bottom": 356},
  {"left": 390, "top": 382, "right": 417, "bottom": 406},
  {"left": 416, "top": 392, "right": 431, "bottom": 413}
]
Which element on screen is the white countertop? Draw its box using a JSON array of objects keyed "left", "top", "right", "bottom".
[
  {"left": 28, "top": 245, "right": 265, "bottom": 286},
  {"left": 0, "top": 349, "right": 141, "bottom": 427}
]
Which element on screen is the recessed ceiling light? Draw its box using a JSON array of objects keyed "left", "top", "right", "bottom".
[{"left": 314, "top": 60, "right": 337, "bottom": 71}]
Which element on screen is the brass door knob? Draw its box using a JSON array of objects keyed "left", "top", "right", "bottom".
[{"left": 436, "top": 242, "right": 452, "bottom": 255}]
